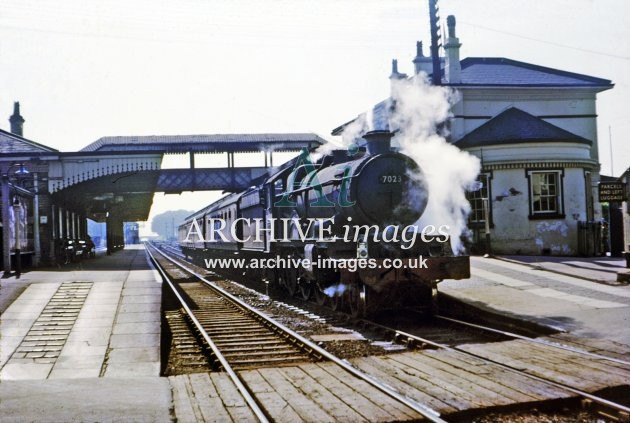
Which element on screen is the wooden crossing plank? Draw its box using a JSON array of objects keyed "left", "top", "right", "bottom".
[
  {"left": 350, "top": 356, "right": 461, "bottom": 414},
  {"left": 297, "top": 363, "right": 401, "bottom": 421},
  {"left": 257, "top": 367, "right": 335, "bottom": 422},
  {"left": 548, "top": 334, "right": 630, "bottom": 358},
  {"left": 390, "top": 353, "right": 508, "bottom": 408},
  {"left": 188, "top": 373, "right": 234, "bottom": 422},
  {"left": 211, "top": 373, "right": 258, "bottom": 422},
  {"left": 517, "top": 356, "right": 627, "bottom": 390},
  {"left": 459, "top": 343, "right": 616, "bottom": 392},
  {"left": 281, "top": 366, "right": 368, "bottom": 422},
  {"left": 169, "top": 375, "right": 204, "bottom": 422},
  {"left": 504, "top": 340, "right": 630, "bottom": 379},
  {"left": 423, "top": 350, "right": 570, "bottom": 401},
  {"left": 421, "top": 349, "right": 495, "bottom": 375},
  {"left": 465, "top": 340, "right": 630, "bottom": 384},
  {"left": 316, "top": 362, "right": 424, "bottom": 421},
  {"left": 238, "top": 370, "right": 303, "bottom": 423},
  {"left": 416, "top": 350, "right": 540, "bottom": 403}
]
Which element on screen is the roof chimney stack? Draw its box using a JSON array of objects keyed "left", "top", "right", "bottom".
[
  {"left": 444, "top": 15, "right": 462, "bottom": 84},
  {"left": 389, "top": 59, "right": 407, "bottom": 94},
  {"left": 9, "top": 101, "right": 25, "bottom": 137},
  {"left": 412, "top": 41, "right": 434, "bottom": 75},
  {"left": 389, "top": 59, "right": 407, "bottom": 81}
]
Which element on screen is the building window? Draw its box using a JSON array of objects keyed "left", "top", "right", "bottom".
[
  {"left": 467, "top": 173, "right": 491, "bottom": 226},
  {"left": 527, "top": 170, "right": 564, "bottom": 219}
]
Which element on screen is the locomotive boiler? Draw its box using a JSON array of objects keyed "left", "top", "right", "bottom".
[{"left": 179, "top": 130, "right": 469, "bottom": 316}]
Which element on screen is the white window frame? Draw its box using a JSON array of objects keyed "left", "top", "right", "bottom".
[
  {"left": 527, "top": 169, "right": 565, "bottom": 219},
  {"left": 467, "top": 173, "right": 491, "bottom": 225}
]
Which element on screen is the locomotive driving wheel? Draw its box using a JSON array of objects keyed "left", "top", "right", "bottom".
[
  {"left": 330, "top": 289, "right": 344, "bottom": 311},
  {"left": 347, "top": 282, "right": 368, "bottom": 318},
  {"left": 298, "top": 277, "right": 313, "bottom": 301},
  {"left": 313, "top": 282, "right": 327, "bottom": 305},
  {"left": 281, "top": 266, "right": 298, "bottom": 297}
]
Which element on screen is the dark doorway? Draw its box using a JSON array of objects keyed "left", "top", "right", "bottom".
[{"left": 609, "top": 202, "right": 624, "bottom": 257}]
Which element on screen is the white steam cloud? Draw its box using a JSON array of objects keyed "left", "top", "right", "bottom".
[
  {"left": 390, "top": 76, "right": 480, "bottom": 253},
  {"left": 386, "top": 76, "right": 480, "bottom": 253}
]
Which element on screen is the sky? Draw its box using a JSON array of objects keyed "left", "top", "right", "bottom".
[{"left": 1, "top": 0, "right": 629, "bottom": 232}]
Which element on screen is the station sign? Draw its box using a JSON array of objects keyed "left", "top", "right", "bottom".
[{"left": 598, "top": 182, "right": 627, "bottom": 202}]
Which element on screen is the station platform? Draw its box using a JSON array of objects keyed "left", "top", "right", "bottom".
[
  {"left": 0, "top": 246, "right": 171, "bottom": 422},
  {"left": 499, "top": 254, "right": 630, "bottom": 284},
  {"left": 441, "top": 254, "right": 630, "bottom": 345},
  {"left": 1, "top": 247, "right": 629, "bottom": 421}
]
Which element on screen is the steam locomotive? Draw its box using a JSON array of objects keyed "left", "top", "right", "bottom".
[{"left": 179, "top": 130, "right": 469, "bottom": 316}]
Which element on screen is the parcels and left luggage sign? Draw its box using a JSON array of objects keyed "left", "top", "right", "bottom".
[{"left": 598, "top": 182, "right": 627, "bottom": 202}]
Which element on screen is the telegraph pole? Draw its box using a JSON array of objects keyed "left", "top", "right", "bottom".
[
  {"left": 428, "top": 0, "right": 442, "bottom": 85},
  {"left": 609, "top": 125, "right": 614, "bottom": 176}
]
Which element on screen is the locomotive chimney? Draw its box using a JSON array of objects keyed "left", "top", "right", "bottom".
[{"left": 363, "top": 130, "right": 393, "bottom": 155}]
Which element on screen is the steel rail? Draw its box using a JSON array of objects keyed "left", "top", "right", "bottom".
[
  {"left": 144, "top": 247, "right": 270, "bottom": 423},
  {"left": 152, "top": 243, "right": 447, "bottom": 423},
  {"left": 437, "top": 315, "right": 630, "bottom": 367},
  {"left": 394, "top": 328, "right": 630, "bottom": 417}
]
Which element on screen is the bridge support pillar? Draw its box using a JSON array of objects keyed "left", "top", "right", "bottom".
[
  {"left": 2, "top": 176, "right": 11, "bottom": 276},
  {"left": 106, "top": 214, "right": 124, "bottom": 255}
]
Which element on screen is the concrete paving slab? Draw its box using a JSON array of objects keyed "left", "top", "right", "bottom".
[
  {"left": 0, "top": 362, "right": 53, "bottom": 380},
  {"left": 112, "top": 321, "right": 161, "bottom": 334},
  {"left": 58, "top": 343, "right": 108, "bottom": 357},
  {"left": 120, "top": 295, "right": 161, "bottom": 304},
  {"left": 103, "top": 362, "right": 161, "bottom": 377},
  {"left": 110, "top": 333, "right": 160, "bottom": 348},
  {"left": 122, "top": 287, "right": 162, "bottom": 296},
  {"left": 72, "top": 317, "right": 117, "bottom": 328},
  {"left": 119, "top": 302, "right": 161, "bottom": 313},
  {"left": 48, "top": 367, "right": 101, "bottom": 379},
  {"left": 0, "top": 377, "right": 172, "bottom": 422},
  {"left": 53, "top": 354, "right": 104, "bottom": 369},
  {"left": 106, "top": 347, "right": 160, "bottom": 363},
  {"left": 114, "top": 311, "right": 159, "bottom": 323}
]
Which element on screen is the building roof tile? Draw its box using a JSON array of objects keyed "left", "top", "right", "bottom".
[
  {"left": 454, "top": 107, "right": 592, "bottom": 148},
  {"left": 80, "top": 133, "right": 326, "bottom": 153},
  {"left": 455, "top": 57, "right": 613, "bottom": 87},
  {"left": 0, "top": 128, "right": 58, "bottom": 154}
]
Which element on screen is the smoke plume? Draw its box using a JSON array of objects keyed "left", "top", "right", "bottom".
[{"left": 389, "top": 75, "right": 480, "bottom": 253}]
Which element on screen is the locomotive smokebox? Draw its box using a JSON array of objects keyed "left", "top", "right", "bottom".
[{"left": 363, "top": 130, "right": 393, "bottom": 155}]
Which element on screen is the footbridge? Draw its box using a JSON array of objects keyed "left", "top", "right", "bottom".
[{"left": 52, "top": 133, "right": 325, "bottom": 222}]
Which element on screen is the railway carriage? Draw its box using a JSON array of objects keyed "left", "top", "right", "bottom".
[{"left": 179, "top": 130, "right": 470, "bottom": 316}]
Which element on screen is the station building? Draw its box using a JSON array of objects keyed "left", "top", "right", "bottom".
[
  {"left": 0, "top": 103, "right": 160, "bottom": 274},
  {"left": 333, "top": 16, "right": 615, "bottom": 256},
  {"left": 0, "top": 103, "right": 323, "bottom": 275}
]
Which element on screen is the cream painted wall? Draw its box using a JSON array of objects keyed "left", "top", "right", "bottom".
[{"left": 450, "top": 85, "right": 606, "bottom": 255}]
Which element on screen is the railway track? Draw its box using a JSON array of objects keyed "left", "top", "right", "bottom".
[
  {"left": 147, "top": 243, "right": 447, "bottom": 422},
  {"left": 390, "top": 319, "right": 630, "bottom": 422},
  {"left": 436, "top": 315, "right": 630, "bottom": 367},
  {"left": 151, "top": 243, "right": 630, "bottom": 421}
]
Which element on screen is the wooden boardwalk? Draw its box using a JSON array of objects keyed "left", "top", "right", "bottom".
[
  {"left": 350, "top": 340, "right": 629, "bottom": 417},
  {"left": 170, "top": 339, "right": 630, "bottom": 421},
  {"left": 171, "top": 363, "right": 423, "bottom": 422}
]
